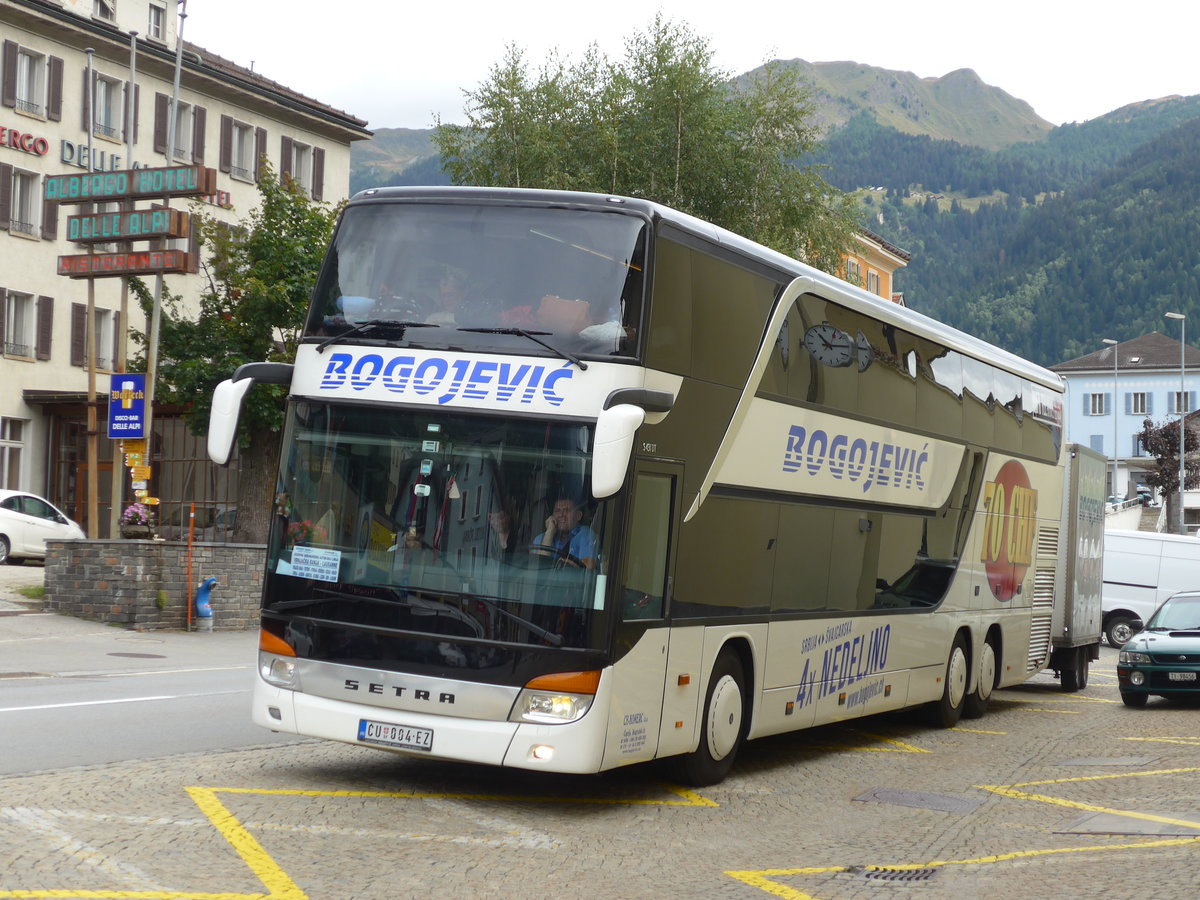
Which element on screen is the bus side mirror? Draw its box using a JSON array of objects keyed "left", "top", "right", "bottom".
[
  {"left": 206, "top": 362, "right": 295, "bottom": 466},
  {"left": 208, "top": 378, "right": 254, "bottom": 466},
  {"left": 592, "top": 404, "right": 645, "bottom": 499}
]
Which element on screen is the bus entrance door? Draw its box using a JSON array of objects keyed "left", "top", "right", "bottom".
[{"left": 601, "top": 462, "right": 681, "bottom": 769}]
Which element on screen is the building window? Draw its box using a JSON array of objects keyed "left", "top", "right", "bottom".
[
  {"left": 93, "top": 75, "right": 123, "bottom": 140},
  {"left": 845, "top": 259, "right": 861, "bottom": 285},
  {"left": 93, "top": 0, "right": 115, "bottom": 21},
  {"left": 4, "top": 291, "right": 34, "bottom": 357},
  {"left": 1089, "top": 434, "right": 1104, "bottom": 454},
  {"left": 9, "top": 169, "right": 39, "bottom": 236},
  {"left": 1087, "top": 393, "right": 1107, "bottom": 416},
  {"left": 290, "top": 140, "right": 312, "bottom": 193},
  {"left": 231, "top": 121, "right": 255, "bottom": 181},
  {"left": 148, "top": 3, "right": 165, "bottom": 40},
  {"left": 1130, "top": 392, "right": 1147, "bottom": 416},
  {"left": 92, "top": 308, "right": 115, "bottom": 371},
  {"left": 0, "top": 418, "right": 24, "bottom": 491},
  {"left": 1172, "top": 391, "right": 1193, "bottom": 415},
  {"left": 867, "top": 271, "right": 881, "bottom": 295},
  {"left": 15, "top": 48, "right": 45, "bottom": 117},
  {"left": 171, "top": 101, "right": 193, "bottom": 162}
]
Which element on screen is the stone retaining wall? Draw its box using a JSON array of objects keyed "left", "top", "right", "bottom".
[{"left": 43, "top": 540, "right": 266, "bottom": 631}]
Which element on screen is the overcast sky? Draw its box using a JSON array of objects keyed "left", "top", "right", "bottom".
[{"left": 184, "top": 0, "right": 1198, "bottom": 131}]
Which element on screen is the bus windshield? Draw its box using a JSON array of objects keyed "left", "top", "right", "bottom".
[
  {"left": 267, "top": 400, "right": 613, "bottom": 652},
  {"left": 305, "top": 201, "right": 647, "bottom": 359}
]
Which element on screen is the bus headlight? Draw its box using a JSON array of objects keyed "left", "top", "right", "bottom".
[
  {"left": 1119, "top": 650, "right": 1152, "bottom": 664},
  {"left": 260, "top": 652, "right": 298, "bottom": 688},
  {"left": 510, "top": 670, "right": 601, "bottom": 724}
]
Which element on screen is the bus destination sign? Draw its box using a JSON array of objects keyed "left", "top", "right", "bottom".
[
  {"left": 67, "top": 208, "right": 190, "bottom": 243},
  {"left": 43, "top": 165, "right": 216, "bottom": 203},
  {"left": 57, "top": 249, "right": 193, "bottom": 278}
]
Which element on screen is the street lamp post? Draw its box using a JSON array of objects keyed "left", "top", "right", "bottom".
[
  {"left": 1102, "top": 338, "right": 1119, "bottom": 501},
  {"left": 1166, "top": 312, "right": 1186, "bottom": 534}
]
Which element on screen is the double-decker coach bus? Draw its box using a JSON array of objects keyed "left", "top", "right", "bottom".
[{"left": 209, "top": 186, "right": 1072, "bottom": 785}]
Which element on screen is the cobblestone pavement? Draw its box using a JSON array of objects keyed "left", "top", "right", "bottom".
[{"left": 3, "top": 643, "right": 1199, "bottom": 900}]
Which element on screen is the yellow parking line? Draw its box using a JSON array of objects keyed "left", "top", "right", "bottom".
[
  {"left": 0, "top": 782, "right": 717, "bottom": 899},
  {"left": 976, "top": 784, "right": 1200, "bottom": 830},
  {"left": 727, "top": 836, "right": 1200, "bottom": 900}
]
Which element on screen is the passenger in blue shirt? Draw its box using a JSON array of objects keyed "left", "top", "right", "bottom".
[{"left": 532, "top": 497, "right": 599, "bottom": 569}]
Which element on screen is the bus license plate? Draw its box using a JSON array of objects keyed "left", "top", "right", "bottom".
[
  {"left": 1168, "top": 671, "right": 1197, "bottom": 681},
  {"left": 358, "top": 719, "right": 433, "bottom": 751}
]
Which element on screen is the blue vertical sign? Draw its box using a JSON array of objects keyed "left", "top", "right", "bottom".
[{"left": 107, "top": 373, "right": 146, "bottom": 438}]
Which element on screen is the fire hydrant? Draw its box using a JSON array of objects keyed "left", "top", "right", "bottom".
[{"left": 194, "top": 577, "right": 218, "bottom": 632}]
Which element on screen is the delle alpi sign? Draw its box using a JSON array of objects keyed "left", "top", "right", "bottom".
[{"left": 66, "top": 208, "right": 190, "bottom": 243}]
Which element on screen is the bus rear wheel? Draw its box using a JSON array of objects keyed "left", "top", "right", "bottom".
[
  {"left": 962, "top": 637, "right": 997, "bottom": 719},
  {"left": 923, "top": 633, "right": 969, "bottom": 728},
  {"left": 674, "top": 650, "right": 746, "bottom": 786}
]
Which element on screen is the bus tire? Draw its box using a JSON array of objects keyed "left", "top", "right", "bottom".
[
  {"left": 922, "top": 633, "right": 969, "bottom": 728},
  {"left": 674, "top": 650, "right": 746, "bottom": 786},
  {"left": 962, "top": 636, "right": 997, "bottom": 719}
]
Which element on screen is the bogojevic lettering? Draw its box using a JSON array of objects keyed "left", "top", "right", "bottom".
[
  {"left": 782, "top": 425, "right": 928, "bottom": 493},
  {"left": 317, "top": 352, "right": 574, "bottom": 406}
]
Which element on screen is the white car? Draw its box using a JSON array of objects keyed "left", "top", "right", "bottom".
[{"left": 0, "top": 490, "right": 86, "bottom": 564}]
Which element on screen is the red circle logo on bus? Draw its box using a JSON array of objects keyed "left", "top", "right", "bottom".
[{"left": 980, "top": 460, "right": 1038, "bottom": 602}]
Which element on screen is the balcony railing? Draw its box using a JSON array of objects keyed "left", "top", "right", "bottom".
[
  {"left": 10, "top": 219, "right": 35, "bottom": 236},
  {"left": 15, "top": 98, "right": 42, "bottom": 116}
]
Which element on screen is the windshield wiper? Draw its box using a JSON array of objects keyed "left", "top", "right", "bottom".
[
  {"left": 315, "top": 319, "right": 438, "bottom": 354},
  {"left": 472, "top": 594, "right": 563, "bottom": 647},
  {"left": 457, "top": 327, "right": 588, "bottom": 370}
]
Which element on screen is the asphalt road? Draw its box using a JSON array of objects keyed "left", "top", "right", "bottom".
[{"left": 0, "top": 562, "right": 301, "bottom": 775}]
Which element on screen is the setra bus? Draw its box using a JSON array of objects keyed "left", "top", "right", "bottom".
[{"left": 208, "top": 186, "right": 1078, "bottom": 785}]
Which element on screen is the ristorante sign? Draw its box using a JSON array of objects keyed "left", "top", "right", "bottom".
[{"left": 57, "top": 249, "right": 192, "bottom": 278}]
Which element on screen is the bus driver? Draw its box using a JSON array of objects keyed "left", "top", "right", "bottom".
[{"left": 532, "top": 497, "right": 599, "bottom": 569}]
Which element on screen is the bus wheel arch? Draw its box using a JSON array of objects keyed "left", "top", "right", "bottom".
[
  {"left": 962, "top": 627, "right": 1000, "bottom": 719},
  {"left": 673, "top": 641, "right": 752, "bottom": 786},
  {"left": 922, "top": 629, "right": 970, "bottom": 728}
]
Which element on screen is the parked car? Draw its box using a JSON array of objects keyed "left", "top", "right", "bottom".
[
  {"left": 1117, "top": 590, "right": 1200, "bottom": 708},
  {"left": 0, "top": 490, "right": 86, "bottom": 564}
]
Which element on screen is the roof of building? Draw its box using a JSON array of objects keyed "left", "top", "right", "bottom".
[
  {"left": 1050, "top": 332, "right": 1200, "bottom": 373},
  {"left": 184, "top": 41, "right": 370, "bottom": 135}
]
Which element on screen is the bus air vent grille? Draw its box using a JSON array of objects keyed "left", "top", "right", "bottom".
[
  {"left": 1035, "top": 526, "right": 1059, "bottom": 560},
  {"left": 1028, "top": 617, "right": 1052, "bottom": 669}
]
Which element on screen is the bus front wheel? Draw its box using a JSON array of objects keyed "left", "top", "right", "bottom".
[
  {"left": 674, "top": 650, "right": 746, "bottom": 786},
  {"left": 923, "top": 634, "right": 969, "bottom": 728}
]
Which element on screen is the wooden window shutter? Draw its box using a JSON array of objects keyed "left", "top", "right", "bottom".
[
  {"left": 254, "top": 127, "right": 267, "bottom": 181},
  {"left": 312, "top": 147, "right": 325, "bottom": 201},
  {"left": 0, "top": 290, "right": 6, "bottom": 348},
  {"left": 219, "top": 115, "right": 232, "bottom": 173},
  {"left": 36, "top": 296, "right": 53, "bottom": 360},
  {"left": 41, "top": 192, "right": 58, "bottom": 240},
  {"left": 0, "top": 163, "right": 11, "bottom": 229},
  {"left": 188, "top": 216, "right": 199, "bottom": 272},
  {"left": 280, "top": 135, "right": 293, "bottom": 181},
  {"left": 1, "top": 41, "right": 16, "bottom": 109},
  {"left": 111, "top": 309, "right": 120, "bottom": 366},
  {"left": 192, "top": 105, "right": 206, "bottom": 163},
  {"left": 70, "top": 303, "right": 87, "bottom": 367},
  {"left": 153, "top": 92, "right": 168, "bottom": 153},
  {"left": 48, "top": 56, "right": 64, "bottom": 121}
]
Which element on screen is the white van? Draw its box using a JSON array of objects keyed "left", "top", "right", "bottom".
[{"left": 1102, "top": 528, "right": 1200, "bottom": 646}]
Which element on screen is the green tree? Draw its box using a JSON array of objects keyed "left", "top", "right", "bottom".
[
  {"left": 131, "top": 164, "right": 336, "bottom": 542},
  {"left": 434, "top": 16, "right": 857, "bottom": 273}
]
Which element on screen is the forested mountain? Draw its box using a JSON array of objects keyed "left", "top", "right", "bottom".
[
  {"left": 349, "top": 60, "right": 1200, "bottom": 368},
  {"left": 876, "top": 116, "right": 1200, "bottom": 366}
]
